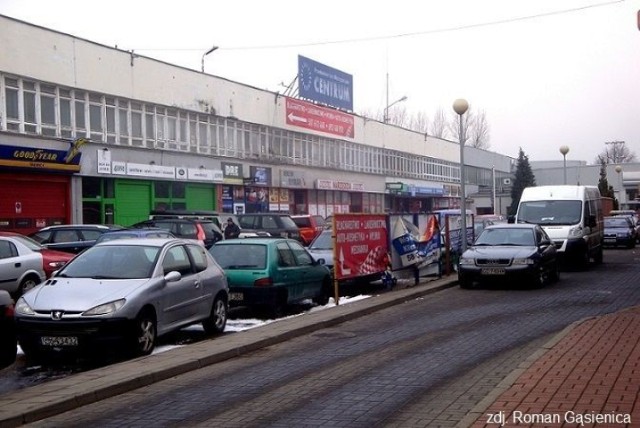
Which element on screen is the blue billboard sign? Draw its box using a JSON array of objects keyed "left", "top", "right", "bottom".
[{"left": 298, "top": 55, "right": 353, "bottom": 111}]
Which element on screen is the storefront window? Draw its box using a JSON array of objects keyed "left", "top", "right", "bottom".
[
  {"left": 82, "top": 177, "right": 101, "bottom": 198},
  {"left": 155, "top": 181, "right": 170, "bottom": 198}
]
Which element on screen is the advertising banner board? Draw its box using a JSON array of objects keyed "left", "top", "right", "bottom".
[{"left": 333, "top": 214, "right": 388, "bottom": 280}]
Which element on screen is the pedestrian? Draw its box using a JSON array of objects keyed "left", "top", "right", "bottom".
[{"left": 224, "top": 217, "right": 240, "bottom": 239}]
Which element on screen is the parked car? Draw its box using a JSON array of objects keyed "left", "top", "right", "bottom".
[
  {"left": 149, "top": 210, "right": 238, "bottom": 234},
  {"left": 95, "top": 228, "right": 175, "bottom": 244},
  {"left": 28, "top": 224, "right": 126, "bottom": 254},
  {"left": 15, "top": 238, "right": 229, "bottom": 360},
  {"left": 0, "top": 290, "right": 17, "bottom": 369},
  {"left": 307, "top": 229, "right": 384, "bottom": 285},
  {"left": 457, "top": 223, "right": 559, "bottom": 288},
  {"left": 609, "top": 210, "right": 640, "bottom": 243},
  {"left": 603, "top": 216, "right": 636, "bottom": 248},
  {"left": 291, "top": 215, "right": 326, "bottom": 246},
  {"left": 0, "top": 232, "right": 75, "bottom": 298},
  {"left": 209, "top": 237, "right": 331, "bottom": 315},
  {"left": 131, "top": 218, "right": 222, "bottom": 248},
  {"left": 236, "top": 213, "right": 302, "bottom": 243}
]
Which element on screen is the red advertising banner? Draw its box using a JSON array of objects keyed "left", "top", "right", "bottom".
[
  {"left": 285, "top": 97, "right": 354, "bottom": 138},
  {"left": 333, "top": 214, "right": 388, "bottom": 280}
]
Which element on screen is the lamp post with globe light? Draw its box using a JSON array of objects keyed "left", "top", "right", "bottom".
[
  {"left": 615, "top": 165, "right": 623, "bottom": 208},
  {"left": 453, "top": 98, "right": 469, "bottom": 252},
  {"left": 559, "top": 145, "right": 570, "bottom": 184}
]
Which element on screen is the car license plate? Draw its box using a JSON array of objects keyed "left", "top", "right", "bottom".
[
  {"left": 40, "top": 336, "right": 78, "bottom": 347},
  {"left": 229, "top": 292, "right": 244, "bottom": 301},
  {"left": 481, "top": 268, "right": 505, "bottom": 275}
]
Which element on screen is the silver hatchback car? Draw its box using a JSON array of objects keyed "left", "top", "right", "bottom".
[{"left": 15, "top": 238, "right": 229, "bottom": 360}]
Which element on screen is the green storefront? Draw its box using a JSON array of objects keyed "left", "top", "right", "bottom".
[{"left": 82, "top": 177, "right": 217, "bottom": 227}]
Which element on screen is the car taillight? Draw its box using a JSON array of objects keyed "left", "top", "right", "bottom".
[
  {"left": 196, "top": 224, "right": 206, "bottom": 242},
  {"left": 3, "top": 305, "right": 14, "bottom": 318},
  {"left": 254, "top": 277, "right": 273, "bottom": 287}
]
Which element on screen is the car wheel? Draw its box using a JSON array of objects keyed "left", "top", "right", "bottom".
[
  {"left": 203, "top": 296, "right": 228, "bottom": 335},
  {"left": 532, "top": 268, "right": 546, "bottom": 288},
  {"left": 131, "top": 310, "right": 156, "bottom": 357},
  {"left": 458, "top": 276, "right": 473, "bottom": 289},
  {"left": 594, "top": 246, "right": 603, "bottom": 264},
  {"left": 549, "top": 262, "right": 560, "bottom": 282},
  {"left": 0, "top": 334, "right": 17, "bottom": 369},
  {"left": 312, "top": 278, "right": 331, "bottom": 306},
  {"left": 16, "top": 275, "right": 40, "bottom": 299}
]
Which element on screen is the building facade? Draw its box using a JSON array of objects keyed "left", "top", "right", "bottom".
[{"left": 0, "top": 14, "right": 514, "bottom": 235}]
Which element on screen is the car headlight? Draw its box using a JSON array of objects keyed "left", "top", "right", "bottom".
[
  {"left": 512, "top": 258, "right": 534, "bottom": 265},
  {"left": 82, "top": 299, "right": 126, "bottom": 316},
  {"left": 15, "top": 298, "right": 35, "bottom": 315},
  {"left": 568, "top": 225, "right": 584, "bottom": 238},
  {"left": 458, "top": 257, "right": 475, "bottom": 265}
]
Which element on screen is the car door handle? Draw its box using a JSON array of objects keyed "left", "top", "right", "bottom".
[
  {"left": 194, "top": 280, "right": 201, "bottom": 288},
  {"left": 15, "top": 262, "right": 21, "bottom": 268}
]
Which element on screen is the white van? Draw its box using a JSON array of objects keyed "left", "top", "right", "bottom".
[{"left": 514, "top": 185, "right": 604, "bottom": 267}]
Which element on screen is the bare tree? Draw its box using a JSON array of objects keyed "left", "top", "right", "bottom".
[
  {"left": 593, "top": 141, "right": 636, "bottom": 165},
  {"left": 468, "top": 110, "right": 491, "bottom": 149},
  {"left": 448, "top": 106, "right": 474, "bottom": 145},
  {"left": 429, "top": 108, "right": 448, "bottom": 139},
  {"left": 408, "top": 111, "right": 430, "bottom": 134}
]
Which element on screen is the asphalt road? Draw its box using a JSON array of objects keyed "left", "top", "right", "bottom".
[{"left": 12, "top": 248, "right": 640, "bottom": 427}]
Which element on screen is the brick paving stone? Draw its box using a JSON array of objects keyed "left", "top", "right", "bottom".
[{"left": 471, "top": 306, "right": 640, "bottom": 427}]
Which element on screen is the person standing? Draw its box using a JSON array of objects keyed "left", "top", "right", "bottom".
[{"left": 224, "top": 217, "right": 240, "bottom": 239}]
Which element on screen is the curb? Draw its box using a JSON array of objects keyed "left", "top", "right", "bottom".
[{"left": 0, "top": 275, "right": 458, "bottom": 427}]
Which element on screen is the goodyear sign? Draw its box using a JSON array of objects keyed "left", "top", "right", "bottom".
[{"left": 0, "top": 139, "right": 85, "bottom": 173}]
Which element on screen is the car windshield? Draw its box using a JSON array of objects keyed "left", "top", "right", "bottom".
[
  {"left": 57, "top": 245, "right": 160, "bottom": 279},
  {"left": 605, "top": 218, "right": 631, "bottom": 228},
  {"left": 475, "top": 228, "right": 535, "bottom": 246},
  {"left": 309, "top": 232, "right": 332, "bottom": 250},
  {"left": 518, "top": 200, "right": 582, "bottom": 225},
  {"left": 209, "top": 244, "right": 267, "bottom": 269},
  {"left": 10, "top": 235, "right": 45, "bottom": 251}
]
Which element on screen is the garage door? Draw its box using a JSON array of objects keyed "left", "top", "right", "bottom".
[{"left": 116, "top": 180, "right": 152, "bottom": 227}]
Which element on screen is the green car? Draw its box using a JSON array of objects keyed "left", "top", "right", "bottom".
[{"left": 209, "top": 238, "right": 332, "bottom": 314}]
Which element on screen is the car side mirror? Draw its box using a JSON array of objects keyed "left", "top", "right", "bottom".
[
  {"left": 588, "top": 215, "right": 597, "bottom": 228},
  {"left": 507, "top": 215, "right": 515, "bottom": 224}
]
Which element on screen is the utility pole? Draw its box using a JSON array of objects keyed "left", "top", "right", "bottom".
[{"left": 605, "top": 140, "right": 626, "bottom": 163}]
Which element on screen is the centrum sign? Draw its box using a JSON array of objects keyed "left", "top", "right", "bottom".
[
  {"left": 333, "top": 214, "right": 388, "bottom": 280},
  {"left": 286, "top": 97, "right": 354, "bottom": 138}
]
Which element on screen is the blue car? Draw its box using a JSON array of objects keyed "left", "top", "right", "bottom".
[{"left": 603, "top": 216, "right": 636, "bottom": 248}]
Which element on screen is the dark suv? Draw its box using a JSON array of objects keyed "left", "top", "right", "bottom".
[
  {"left": 29, "top": 224, "right": 126, "bottom": 254},
  {"left": 236, "top": 213, "right": 302, "bottom": 242},
  {"left": 131, "top": 218, "right": 222, "bottom": 249}
]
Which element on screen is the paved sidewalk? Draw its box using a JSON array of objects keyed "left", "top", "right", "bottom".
[{"left": 463, "top": 306, "right": 640, "bottom": 428}]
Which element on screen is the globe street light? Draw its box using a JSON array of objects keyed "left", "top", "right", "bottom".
[
  {"left": 559, "top": 145, "right": 570, "bottom": 184},
  {"left": 201, "top": 45, "right": 219, "bottom": 73},
  {"left": 453, "top": 98, "right": 469, "bottom": 252},
  {"left": 615, "top": 165, "right": 623, "bottom": 208}
]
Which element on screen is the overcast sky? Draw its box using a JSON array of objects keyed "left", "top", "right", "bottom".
[{"left": 2, "top": 0, "right": 639, "bottom": 163}]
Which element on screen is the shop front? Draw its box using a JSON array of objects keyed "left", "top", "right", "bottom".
[{"left": 0, "top": 141, "right": 84, "bottom": 235}]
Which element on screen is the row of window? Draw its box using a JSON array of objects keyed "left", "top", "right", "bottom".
[{"left": 2, "top": 73, "right": 483, "bottom": 185}]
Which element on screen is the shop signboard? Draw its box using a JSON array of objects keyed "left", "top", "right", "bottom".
[
  {"left": 298, "top": 55, "right": 353, "bottom": 111},
  {"left": 286, "top": 97, "right": 354, "bottom": 138}
]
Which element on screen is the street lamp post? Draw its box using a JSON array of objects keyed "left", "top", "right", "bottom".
[
  {"left": 201, "top": 45, "right": 219, "bottom": 73},
  {"left": 453, "top": 98, "right": 469, "bottom": 252},
  {"left": 384, "top": 95, "right": 408, "bottom": 124},
  {"left": 615, "top": 165, "right": 623, "bottom": 208},
  {"left": 559, "top": 145, "right": 570, "bottom": 184}
]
